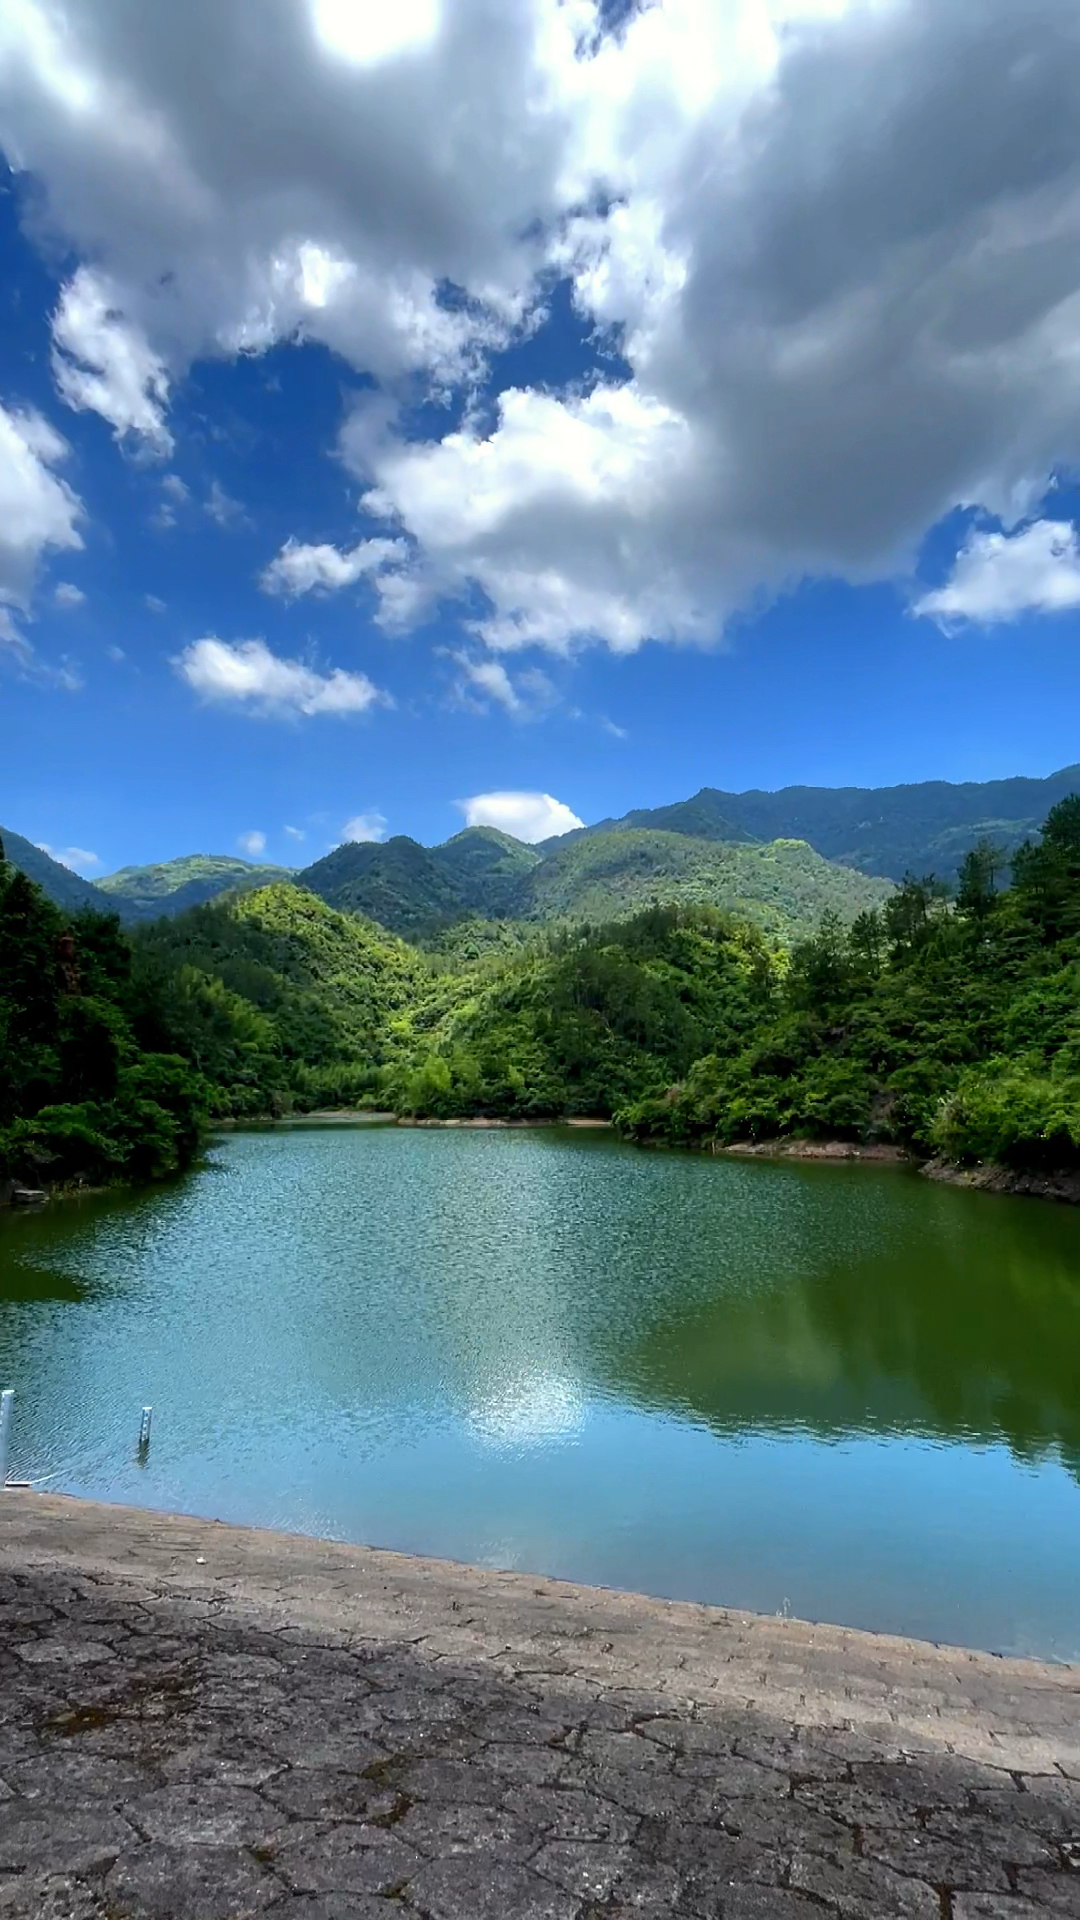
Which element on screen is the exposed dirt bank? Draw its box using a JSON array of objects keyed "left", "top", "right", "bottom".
[
  {"left": 394, "top": 1116, "right": 612, "bottom": 1130},
  {"left": 214, "top": 1109, "right": 397, "bottom": 1128},
  {"left": 716, "top": 1138, "right": 911, "bottom": 1164},
  {"left": 922, "top": 1156, "right": 1080, "bottom": 1205}
]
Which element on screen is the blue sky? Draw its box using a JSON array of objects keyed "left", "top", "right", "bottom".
[{"left": 3, "top": 0, "right": 1080, "bottom": 878}]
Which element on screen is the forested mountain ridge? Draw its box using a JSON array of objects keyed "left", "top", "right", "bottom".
[
  {"left": 11, "top": 762, "right": 1077, "bottom": 930},
  {"left": 297, "top": 826, "right": 890, "bottom": 940},
  {"left": 430, "top": 826, "right": 543, "bottom": 915},
  {"left": 97, "top": 854, "right": 296, "bottom": 919},
  {"left": 134, "top": 884, "right": 426, "bottom": 1114},
  {"left": 558, "top": 765, "right": 1080, "bottom": 881},
  {"left": 3, "top": 798, "right": 1080, "bottom": 1197},
  {"left": 298, "top": 835, "right": 475, "bottom": 935},
  {"left": 395, "top": 801, "right": 1080, "bottom": 1182},
  {"left": 0, "top": 827, "right": 119, "bottom": 918},
  {"left": 618, "top": 804, "right": 1080, "bottom": 1179},
  {"left": 0, "top": 836, "right": 206, "bottom": 1192},
  {"left": 516, "top": 831, "right": 891, "bottom": 938}
]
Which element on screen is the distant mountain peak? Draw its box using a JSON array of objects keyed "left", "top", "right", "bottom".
[
  {"left": 0, "top": 827, "right": 118, "bottom": 917},
  {"left": 95, "top": 853, "right": 296, "bottom": 921},
  {"left": 8, "top": 763, "right": 1079, "bottom": 930}
]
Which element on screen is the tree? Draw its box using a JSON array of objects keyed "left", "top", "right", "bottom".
[
  {"left": 883, "top": 874, "right": 949, "bottom": 961},
  {"left": 1013, "top": 795, "right": 1080, "bottom": 941},
  {"left": 956, "top": 840, "right": 1005, "bottom": 921}
]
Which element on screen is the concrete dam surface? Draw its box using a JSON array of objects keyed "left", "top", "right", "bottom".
[{"left": 1, "top": 1493, "right": 1079, "bottom": 1919}]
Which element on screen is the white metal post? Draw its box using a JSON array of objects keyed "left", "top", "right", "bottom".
[{"left": 0, "top": 1389, "right": 13, "bottom": 1486}]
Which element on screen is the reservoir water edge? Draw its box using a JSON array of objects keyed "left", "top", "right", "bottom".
[{"left": 2, "top": 1123, "right": 1079, "bottom": 1662}]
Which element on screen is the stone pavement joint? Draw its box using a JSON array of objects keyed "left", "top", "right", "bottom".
[{"left": 1, "top": 1493, "right": 1079, "bottom": 1917}]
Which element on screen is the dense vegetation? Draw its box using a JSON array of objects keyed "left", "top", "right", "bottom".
[
  {"left": 97, "top": 854, "right": 296, "bottom": 919},
  {"left": 134, "top": 885, "right": 424, "bottom": 1116},
  {"left": 518, "top": 831, "right": 890, "bottom": 937},
  {"left": 8, "top": 768, "right": 1080, "bottom": 941},
  {"left": 0, "top": 826, "right": 116, "bottom": 916},
  {"left": 553, "top": 763, "right": 1080, "bottom": 881},
  {"left": 4, "top": 798, "right": 1079, "bottom": 1198},
  {"left": 387, "top": 907, "right": 774, "bottom": 1121},
  {"left": 295, "top": 826, "right": 890, "bottom": 940},
  {"left": 0, "top": 840, "right": 207, "bottom": 1191},
  {"left": 619, "top": 800, "right": 1080, "bottom": 1172}
]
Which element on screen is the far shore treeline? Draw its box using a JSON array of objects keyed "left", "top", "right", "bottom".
[{"left": 1, "top": 798, "right": 1079, "bottom": 1196}]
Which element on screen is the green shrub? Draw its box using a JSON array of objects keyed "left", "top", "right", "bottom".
[{"left": 932, "top": 1061, "right": 1080, "bottom": 1169}]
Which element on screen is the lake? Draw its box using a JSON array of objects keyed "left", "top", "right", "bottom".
[{"left": 2, "top": 1124, "right": 1080, "bottom": 1661}]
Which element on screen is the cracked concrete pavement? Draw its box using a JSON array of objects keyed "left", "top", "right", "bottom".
[{"left": 1, "top": 1492, "right": 1079, "bottom": 1917}]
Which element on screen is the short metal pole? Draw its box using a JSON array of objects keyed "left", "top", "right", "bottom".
[
  {"left": 0, "top": 1389, "right": 13, "bottom": 1487},
  {"left": 138, "top": 1406, "right": 152, "bottom": 1455}
]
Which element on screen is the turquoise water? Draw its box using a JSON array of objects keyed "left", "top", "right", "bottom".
[{"left": 2, "top": 1124, "right": 1080, "bottom": 1659}]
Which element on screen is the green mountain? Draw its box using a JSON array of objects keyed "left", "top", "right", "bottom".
[
  {"left": 561, "top": 765, "right": 1080, "bottom": 882},
  {"left": 13, "top": 760, "right": 1080, "bottom": 943},
  {"left": 431, "top": 826, "right": 543, "bottom": 914},
  {"left": 299, "top": 836, "right": 466, "bottom": 935},
  {"left": 0, "top": 828, "right": 118, "bottom": 917},
  {"left": 0, "top": 848, "right": 206, "bottom": 1190},
  {"left": 389, "top": 799, "right": 1080, "bottom": 1169},
  {"left": 135, "top": 882, "right": 425, "bottom": 1115},
  {"left": 299, "top": 826, "right": 886, "bottom": 940},
  {"left": 299, "top": 827, "right": 542, "bottom": 934},
  {"left": 620, "top": 809, "right": 1080, "bottom": 1175},
  {"left": 5, "top": 793, "right": 1079, "bottom": 1191},
  {"left": 97, "top": 854, "right": 296, "bottom": 919},
  {"left": 390, "top": 905, "right": 773, "bottom": 1122},
  {"left": 511, "top": 830, "right": 892, "bottom": 939}
]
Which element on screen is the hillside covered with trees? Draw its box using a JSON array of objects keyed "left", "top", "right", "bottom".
[
  {"left": 0, "top": 827, "right": 118, "bottom": 917},
  {"left": 619, "top": 800, "right": 1080, "bottom": 1175},
  {"left": 97, "top": 854, "right": 296, "bottom": 920},
  {"left": 87, "top": 824, "right": 889, "bottom": 942},
  {"left": 12, "top": 761, "right": 1079, "bottom": 935},
  {"left": 568, "top": 764, "right": 1080, "bottom": 882},
  {"left": 0, "top": 838, "right": 207, "bottom": 1192},
  {"left": 3, "top": 799, "right": 1079, "bottom": 1198}
]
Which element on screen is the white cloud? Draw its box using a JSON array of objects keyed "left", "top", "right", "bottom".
[
  {"left": 54, "top": 581, "right": 85, "bottom": 607},
  {"left": 459, "top": 655, "right": 522, "bottom": 713},
  {"left": 10, "top": 0, "right": 1080, "bottom": 650},
  {"left": 174, "top": 636, "right": 388, "bottom": 717},
  {"left": 451, "top": 650, "right": 558, "bottom": 718},
  {"left": 261, "top": 534, "right": 406, "bottom": 598},
  {"left": 283, "top": 824, "right": 306, "bottom": 843},
  {"left": 161, "top": 475, "right": 188, "bottom": 503},
  {"left": 237, "top": 829, "right": 267, "bottom": 857},
  {"left": 0, "top": 401, "right": 83, "bottom": 610},
  {"left": 914, "top": 520, "right": 1080, "bottom": 626},
  {"left": 358, "top": 383, "right": 701, "bottom": 651},
  {"left": 144, "top": 594, "right": 166, "bottom": 613},
  {"left": 311, "top": 0, "right": 440, "bottom": 68},
  {"left": 342, "top": 811, "right": 387, "bottom": 842},
  {"left": 106, "top": 643, "right": 125, "bottom": 661},
  {"left": 457, "top": 790, "right": 583, "bottom": 843},
  {"left": 205, "top": 480, "right": 248, "bottom": 528},
  {"left": 52, "top": 267, "right": 172, "bottom": 454},
  {"left": 37, "top": 842, "right": 100, "bottom": 873}
]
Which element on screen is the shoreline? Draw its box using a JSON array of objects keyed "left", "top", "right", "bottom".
[
  {"left": 212, "top": 1108, "right": 398, "bottom": 1128},
  {"left": 2, "top": 1489, "right": 1079, "bottom": 1917},
  {"left": 394, "top": 1114, "right": 613, "bottom": 1130},
  {"left": 5, "top": 1117, "right": 1077, "bottom": 1208},
  {"left": 715, "top": 1137, "right": 910, "bottom": 1164},
  {"left": 4, "top": 1487, "right": 1077, "bottom": 1724},
  {"left": 922, "top": 1154, "right": 1080, "bottom": 1205}
]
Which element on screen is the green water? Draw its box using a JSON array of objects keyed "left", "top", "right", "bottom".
[{"left": 2, "top": 1125, "right": 1080, "bottom": 1659}]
